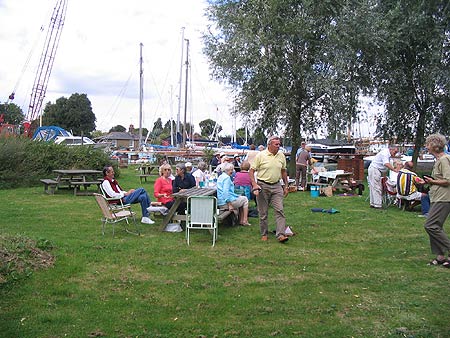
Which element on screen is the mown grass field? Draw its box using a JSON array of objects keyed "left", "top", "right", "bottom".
[{"left": 1, "top": 167, "right": 449, "bottom": 337}]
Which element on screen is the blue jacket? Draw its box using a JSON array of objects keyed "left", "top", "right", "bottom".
[{"left": 217, "top": 172, "right": 239, "bottom": 206}]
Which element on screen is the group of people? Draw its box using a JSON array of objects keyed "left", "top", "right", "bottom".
[
  {"left": 101, "top": 133, "right": 450, "bottom": 260},
  {"left": 368, "top": 133, "right": 450, "bottom": 268},
  {"left": 100, "top": 135, "right": 292, "bottom": 244}
]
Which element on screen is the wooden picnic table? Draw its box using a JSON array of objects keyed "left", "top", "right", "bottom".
[
  {"left": 137, "top": 164, "right": 159, "bottom": 183},
  {"left": 315, "top": 170, "right": 362, "bottom": 194},
  {"left": 52, "top": 169, "right": 103, "bottom": 196},
  {"left": 159, "top": 187, "right": 217, "bottom": 231}
]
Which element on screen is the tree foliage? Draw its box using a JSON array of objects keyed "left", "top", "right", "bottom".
[
  {"left": 203, "top": 0, "right": 449, "bottom": 168},
  {"left": 42, "top": 93, "right": 96, "bottom": 135},
  {"left": 0, "top": 103, "right": 25, "bottom": 125},
  {"left": 203, "top": 0, "right": 365, "bottom": 172},
  {"left": 109, "top": 125, "right": 126, "bottom": 133},
  {"left": 199, "top": 118, "right": 222, "bottom": 137},
  {"left": 368, "top": 0, "right": 450, "bottom": 161}
]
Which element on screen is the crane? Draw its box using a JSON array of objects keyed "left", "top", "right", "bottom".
[{"left": 24, "top": 0, "right": 68, "bottom": 136}]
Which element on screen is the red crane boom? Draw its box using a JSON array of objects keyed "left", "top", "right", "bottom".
[{"left": 25, "top": 0, "right": 68, "bottom": 134}]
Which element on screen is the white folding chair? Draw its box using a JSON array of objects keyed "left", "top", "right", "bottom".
[
  {"left": 186, "top": 196, "right": 218, "bottom": 246},
  {"left": 93, "top": 193, "right": 140, "bottom": 236}
]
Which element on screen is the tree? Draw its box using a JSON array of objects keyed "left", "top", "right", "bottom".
[
  {"left": 42, "top": 93, "right": 96, "bottom": 135},
  {"left": 0, "top": 103, "right": 25, "bottom": 125},
  {"left": 203, "top": 1, "right": 364, "bottom": 174},
  {"left": 367, "top": 0, "right": 450, "bottom": 163},
  {"left": 150, "top": 118, "right": 163, "bottom": 138},
  {"left": 109, "top": 125, "right": 126, "bottom": 133},
  {"left": 199, "top": 118, "right": 222, "bottom": 137}
]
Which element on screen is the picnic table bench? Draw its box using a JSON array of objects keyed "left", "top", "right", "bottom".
[
  {"left": 40, "top": 169, "right": 103, "bottom": 196},
  {"left": 40, "top": 178, "right": 58, "bottom": 194},
  {"left": 70, "top": 180, "right": 103, "bottom": 196}
]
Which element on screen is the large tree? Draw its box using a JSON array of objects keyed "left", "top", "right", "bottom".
[
  {"left": 203, "top": 0, "right": 364, "bottom": 173},
  {"left": 42, "top": 93, "right": 96, "bottom": 135},
  {"left": 368, "top": 0, "right": 450, "bottom": 162}
]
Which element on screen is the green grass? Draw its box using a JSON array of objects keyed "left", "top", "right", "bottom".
[{"left": 1, "top": 167, "right": 450, "bottom": 337}]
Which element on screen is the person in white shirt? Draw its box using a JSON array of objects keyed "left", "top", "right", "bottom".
[
  {"left": 101, "top": 166, "right": 154, "bottom": 224},
  {"left": 192, "top": 161, "right": 207, "bottom": 187},
  {"left": 368, "top": 146, "right": 399, "bottom": 209}
]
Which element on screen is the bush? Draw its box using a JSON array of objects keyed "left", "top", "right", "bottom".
[{"left": 0, "top": 137, "right": 115, "bottom": 189}]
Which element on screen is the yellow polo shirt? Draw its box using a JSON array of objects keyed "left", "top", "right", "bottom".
[{"left": 251, "top": 149, "right": 286, "bottom": 184}]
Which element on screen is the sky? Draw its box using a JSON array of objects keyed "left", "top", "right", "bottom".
[
  {"left": 0, "top": 0, "right": 238, "bottom": 136},
  {"left": 0, "top": 0, "right": 380, "bottom": 140}
]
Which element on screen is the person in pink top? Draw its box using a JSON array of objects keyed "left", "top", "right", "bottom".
[
  {"left": 153, "top": 163, "right": 175, "bottom": 209},
  {"left": 233, "top": 160, "right": 253, "bottom": 201},
  {"left": 234, "top": 160, "right": 252, "bottom": 186}
]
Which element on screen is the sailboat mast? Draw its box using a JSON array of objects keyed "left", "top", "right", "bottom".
[
  {"left": 139, "top": 42, "right": 143, "bottom": 146},
  {"left": 176, "top": 27, "right": 185, "bottom": 148},
  {"left": 170, "top": 85, "right": 174, "bottom": 146},
  {"left": 182, "top": 38, "right": 189, "bottom": 148}
]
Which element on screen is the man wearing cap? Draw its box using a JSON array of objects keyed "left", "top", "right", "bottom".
[
  {"left": 185, "top": 162, "right": 194, "bottom": 174},
  {"left": 368, "top": 145, "right": 399, "bottom": 209},
  {"left": 249, "top": 136, "right": 290, "bottom": 243},
  {"left": 210, "top": 153, "right": 221, "bottom": 168},
  {"left": 215, "top": 154, "right": 232, "bottom": 176}
]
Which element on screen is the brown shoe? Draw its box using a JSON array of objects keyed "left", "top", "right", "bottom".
[
  {"left": 278, "top": 235, "right": 289, "bottom": 243},
  {"left": 261, "top": 235, "right": 268, "bottom": 241}
]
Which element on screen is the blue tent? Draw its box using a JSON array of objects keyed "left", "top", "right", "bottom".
[{"left": 32, "top": 126, "right": 71, "bottom": 142}]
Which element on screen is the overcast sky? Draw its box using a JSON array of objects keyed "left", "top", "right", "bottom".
[{"left": 0, "top": 0, "right": 238, "bottom": 135}]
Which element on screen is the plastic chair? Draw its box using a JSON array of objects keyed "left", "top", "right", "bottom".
[
  {"left": 186, "top": 196, "right": 218, "bottom": 246},
  {"left": 93, "top": 193, "right": 140, "bottom": 236}
]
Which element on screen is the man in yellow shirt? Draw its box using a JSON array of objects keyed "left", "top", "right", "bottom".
[{"left": 249, "top": 136, "right": 289, "bottom": 243}]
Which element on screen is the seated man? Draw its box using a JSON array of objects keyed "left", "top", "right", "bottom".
[
  {"left": 396, "top": 161, "right": 430, "bottom": 216},
  {"left": 101, "top": 166, "right": 155, "bottom": 224}
]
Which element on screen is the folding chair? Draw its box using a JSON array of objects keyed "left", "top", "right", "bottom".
[
  {"left": 93, "top": 193, "right": 140, "bottom": 236},
  {"left": 99, "top": 183, "right": 132, "bottom": 211},
  {"left": 186, "top": 196, "right": 218, "bottom": 246},
  {"left": 381, "top": 177, "right": 398, "bottom": 209}
]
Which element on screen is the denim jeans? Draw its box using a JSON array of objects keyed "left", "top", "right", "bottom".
[
  {"left": 421, "top": 194, "right": 430, "bottom": 215},
  {"left": 123, "top": 187, "right": 150, "bottom": 217}
]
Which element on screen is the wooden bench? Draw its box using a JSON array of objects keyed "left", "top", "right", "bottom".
[
  {"left": 70, "top": 181, "right": 102, "bottom": 196},
  {"left": 217, "top": 209, "right": 236, "bottom": 226},
  {"left": 40, "top": 179, "right": 58, "bottom": 195}
]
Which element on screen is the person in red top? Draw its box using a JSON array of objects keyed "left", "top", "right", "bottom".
[{"left": 153, "top": 163, "right": 175, "bottom": 209}]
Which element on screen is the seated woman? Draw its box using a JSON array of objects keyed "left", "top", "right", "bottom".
[
  {"left": 233, "top": 160, "right": 252, "bottom": 200},
  {"left": 217, "top": 162, "right": 250, "bottom": 226},
  {"left": 153, "top": 163, "right": 176, "bottom": 209}
]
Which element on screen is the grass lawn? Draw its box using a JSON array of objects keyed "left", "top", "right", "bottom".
[{"left": 1, "top": 167, "right": 449, "bottom": 337}]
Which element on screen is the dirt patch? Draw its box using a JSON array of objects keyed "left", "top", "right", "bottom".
[{"left": 0, "top": 235, "right": 55, "bottom": 285}]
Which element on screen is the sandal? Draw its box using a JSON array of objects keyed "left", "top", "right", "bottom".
[{"left": 428, "top": 258, "right": 448, "bottom": 266}]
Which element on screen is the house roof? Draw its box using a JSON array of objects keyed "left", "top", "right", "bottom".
[{"left": 102, "top": 132, "right": 139, "bottom": 141}]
